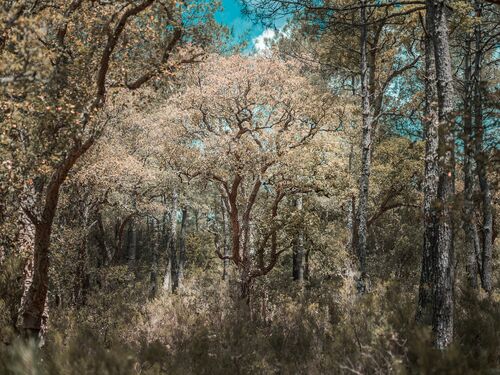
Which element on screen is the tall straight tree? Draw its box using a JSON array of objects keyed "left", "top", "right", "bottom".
[
  {"left": 420, "top": 0, "right": 455, "bottom": 349},
  {"left": 356, "top": 0, "right": 373, "bottom": 292},
  {"left": 416, "top": 8, "right": 439, "bottom": 325}
]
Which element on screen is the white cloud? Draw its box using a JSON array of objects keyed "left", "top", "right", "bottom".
[{"left": 252, "top": 29, "right": 277, "bottom": 54}]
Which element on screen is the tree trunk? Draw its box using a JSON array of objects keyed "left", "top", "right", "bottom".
[
  {"left": 127, "top": 218, "right": 137, "bottom": 265},
  {"left": 292, "top": 196, "right": 305, "bottom": 282},
  {"left": 430, "top": 0, "right": 455, "bottom": 349},
  {"left": 149, "top": 219, "right": 161, "bottom": 300},
  {"left": 472, "top": 2, "right": 493, "bottom": 293},
  {"left": 174, "top": 207, "right": 188, "bottom": 292},
  {"left": 221, "top": 196, "right": 230, "bottom": 280},
  {"left": 18, "top": 140, "right": 93, "bottom": 338},
  {"left": 17, "top": 182, "right": 49, "bottom": 340},
  {"left": 355, "top": 0, "right": 373, "bottom": 293},
  {"left": 417, "top": 8, "right": 440, "bottom": 325},
  {"left": 163, "top": 190, "right": 178, "bottom": 293},
  {"left": 461, "top": 34, "right": 480, "bottom": 289}
]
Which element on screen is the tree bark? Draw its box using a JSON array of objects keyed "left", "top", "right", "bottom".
[
  {"left": 355, "top": 0, "right": 373, "bottom": 293},
  {"left": 430, "top": 0, "right": 455, "bottom": 349},
  {"left": 19, "top": 141, "right": 92, "bottom": 338},
  {"left": 417, "top": 7, "right": 440, "bottom": 325},
  {"left": 163, "top": 190, "right": 178, "bottom": 293}
]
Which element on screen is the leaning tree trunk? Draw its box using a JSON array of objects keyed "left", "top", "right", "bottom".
[
  {"left": 17, "top": 182, "right": 48, "bottom": 341},
  {"left": 430, "top": 0, "right": 455, "bottom": 349},
  {"left": 472, "top": 1, "right": 493, "bottom": 293},
  {"left": 416, "top": 8, "right": 440, "bottom": 325},
  {"left": 355, "top": 0, "right": 373, "bottom": 293},
  {"left": 18, "top": 141, "right": 94, "bottom": 338}
]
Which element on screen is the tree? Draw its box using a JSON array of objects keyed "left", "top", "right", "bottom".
[
  {"left": 155, "top": 54, "right": 344, "bottom": 301},
  {"left": 0, "top": 0, "right": 215, "bottom": 338}
]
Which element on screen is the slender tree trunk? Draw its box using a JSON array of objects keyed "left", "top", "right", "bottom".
[
  {"left": 174, "top": 207, "right": 188, "bottom": 292},
  {"left": 292, "top": 196, "right": 305, "bottom": 282},
  {"left": 472, "top": 2, "right": 493, "bottom": 293},
  {"left": 356, "top": 0, "right": 373, "bottom": 293},
  {"left": 149, "top": 219, "right": 161, "bottom": 300},
  {"left": 461, "top": 34, "right": 480, "bottom": 289},
  {"left": 163, "top": 190, "right": 178, "bottom": 293},
  {"left": 417, "top": 9, "right": 440, "bottom": 325},
  {"left": 347, "top": 143, "right": 355, "bottom": 252},
  {"left": 127, "top": 219, "right": 137, "bottom": 265},
  {"left": 221, "top": 196, "right": 230, "bottom": 280},
  {"left": 430, "top": 0, "right": 455, "bottom": 349}
]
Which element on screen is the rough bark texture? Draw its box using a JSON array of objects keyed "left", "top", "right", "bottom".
[
  {"left": 416, "top": 9, "right": 439, "bottom": 325},
  {"left": 356, "top": 0, "right": 373, "bottom": 293},
  {"left": 430, "top": 0, "right": 455, "bottom": 349},
  {"left": 17, "top": 183, "right": 48, "bottom": 341}
]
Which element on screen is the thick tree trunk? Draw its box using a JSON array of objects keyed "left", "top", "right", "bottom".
[
  {"left": 17, "top": 183, "right": 49, "bottom": 340},
  {"left": 18, "top": 141, "right": 93, "bottom": 338},
  {"left": 417, "top": 9, "right": 439, "bottom": 325},
  {"left": 355, "top": 0, "right": 373, "bottom": 293},
  {"left": 472, "top": 2, "right": 493, "bottom": 293},
  {"left": 430, "top": 0, "right": 455, "bottom": 349},
  {"left": 292, "top": 196, "right": 305, "bottom": 282}
]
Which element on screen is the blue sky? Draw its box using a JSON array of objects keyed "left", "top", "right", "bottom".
[{"left": 215, "top": 0, "right": 286, "bottom": 52}]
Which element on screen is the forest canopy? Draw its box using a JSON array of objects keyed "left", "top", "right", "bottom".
[{"left": 0, "top": 0, "right": 498, "bottom": 374}]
